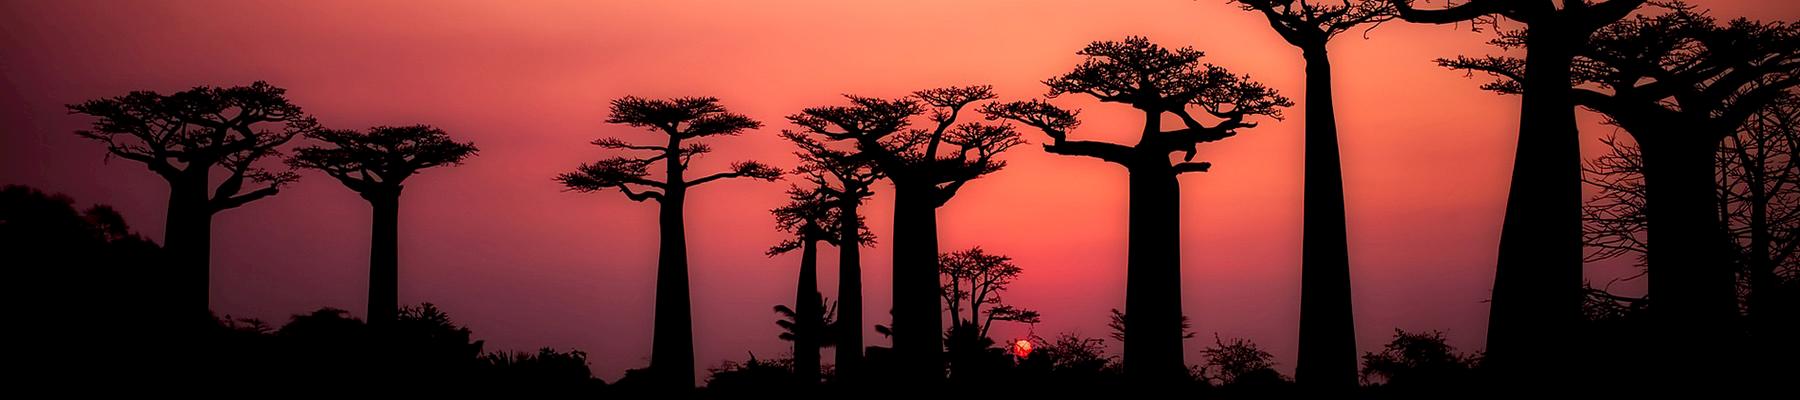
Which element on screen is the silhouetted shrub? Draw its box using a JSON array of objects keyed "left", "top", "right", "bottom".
[
  {"left": 703, "top": 354, "right": 795, "bottom": 394},
  {"left": 1360, "top": 329, "right": 1481, "bottom": 395},
  {"left": 1199, "top": 335, "right": 1290, "bottom": 389}
]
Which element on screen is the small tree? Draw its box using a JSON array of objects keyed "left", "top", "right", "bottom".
[
  {"left": 938, "top": 247, "right": 1040, "bottom": 381},
  {"left": 290, "top": 125, "right": 478, "bottom": 327},
  {"left": 556, "top": 96, "right": 782, "bottom": 388},
  {"left": 1359, "top": 329, "right": 1481, "bottom": 390},
  {"left": 69, "top": 81, "right": 316, "bottom": 312},
  {"left": 1199, "top": 335, "right": 1287, "bottom": 388},
  {"left": 939, "top": 247, "right": 1041, "bottom": 338}
]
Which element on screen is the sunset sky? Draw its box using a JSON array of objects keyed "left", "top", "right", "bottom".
[{"left": 4, "top": 0, "right": 1795, "bottom": 383}]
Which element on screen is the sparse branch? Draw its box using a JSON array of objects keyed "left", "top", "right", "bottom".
[
  {"left": 1388, "top": 0, "right": 1505, "bottom": 24},
  {"left": 1173, "top": 162, "right": 1214, "bottom": 174},
  {"left": 1439, "top": 55, "right": 1527, "bottom": 95},
  {"left": 592, "top": 137, "right": 668, "bottom": 151},
  {"left": 687, "top": 161, "right": 784, "bottom": 187}
]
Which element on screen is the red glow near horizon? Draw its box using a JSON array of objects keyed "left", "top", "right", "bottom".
[
  {"left": 1012, "top": 339, "right": 1034, "bottom": 359},
  {"left": 2, "top": 0, "right": 1794, "bottom": 384}
]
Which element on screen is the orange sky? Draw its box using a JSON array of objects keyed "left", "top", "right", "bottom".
[{"left": 4, "top": 0, "right": 1794, "bottom": 382}]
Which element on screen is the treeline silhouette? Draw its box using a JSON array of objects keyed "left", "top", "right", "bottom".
[{"left": 8, "top": 0, "right": 1797, "bottom": 396}]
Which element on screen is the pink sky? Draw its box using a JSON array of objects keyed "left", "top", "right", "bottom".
[{"left": 3, "top": 0, "right": 1792, "bottom": 382}]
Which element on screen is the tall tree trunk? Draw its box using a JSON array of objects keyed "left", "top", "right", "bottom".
[
  {"left": 890, "top": 183, "right": 943, "bottom": 385},
  {"left": 1639, "top": 132, "right": 1737, "bottom": 384},
  {"left": 795, "top": 236, "right": 822, "bottom": 385},
  {"left": 1743, "top": 155, "right": 1777, "bottom": 333},
  {"left": 835, "top": 200, "right": 865, "bottom": 383},
  {"left": 1295, "top": 48, "right": 1358, "bottom": 392},
  {"left": 1123, "top": 163, "right": 1186, "bottom": 384},
  {"left": 651, "top": 186, "right": 694, "bottom": 388},
  {"left": 165, "top": 168, "right": 212, "bottom": 315},
  {"left": 366, "top": 191, "right": 401, "bottom": 327},
  {"left": 1484, "top": 29, "right": 1584, "bottom": 386}
]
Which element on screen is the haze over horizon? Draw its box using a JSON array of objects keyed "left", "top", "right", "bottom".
[{"left": 4, "top": 0, "right": 1792, "bottom": 383}]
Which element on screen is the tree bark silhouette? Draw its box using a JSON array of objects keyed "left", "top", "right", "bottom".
[
  {"left": 367, "top": 191, "right": 400, "bottom": 327},
  {"left": 166, "top": 170, "right": 213, "bottom": 313},
  {"left": 1392, "top": 0, "right": 1646, "bottom": 386},
  {"left": 1295, "top": 48, "right": 1358, "bottom": 392},
  {"left": 834, "top": 198, "right": 865, "bottom": 382},
  {"left": 794, "top": 235, "right": 821, "bottom": 385},
  {"left": 1122, "top": 117, "right": 1190, "bottom": 384},
  {"left": 889, "top": 180, "right": 941, "bottom": 383},
  {"left": 1486, "top": 27, "right": 1585, "bottom": 387},
  {"left": 654, "top": 147, "right": 696, "bottom": 388}
]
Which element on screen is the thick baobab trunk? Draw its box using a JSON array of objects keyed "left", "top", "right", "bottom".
[
  {"left": 1639, "top": 132, "right": 1738, "bottom": 383},
  {"left": 1484, "top": 30, "right": 1584, "bottom": 385},
  {"left": 835, "top": 200, "right": 865, "bottom": 383},
  {"left": 795, "top": 237, "right": 822, "bottom": 385},
  {"left": 890, "top": 182, "right": 943, "bottom": 384},
  {"left": 365, "top": 191, "right": 401, "bottom": 327},
  {"left": 164, "top": 168, "right": 213, "bottom": 314},
  {"left": 1295, "top": 48, "right": 1358, "bottom": 392},
  {"left": 651, "top": 186, "right": 695, "bottom": 388},
  {"left": 1123, "top": 163, "right": 1186, "bottom": 384}
]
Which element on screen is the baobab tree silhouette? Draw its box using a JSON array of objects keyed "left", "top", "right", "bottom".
[
  {"left": 782, "top": 130, "right": 882, "bottom": 383},
  {"left": 768, "top": 184, "right": 867, "bottom": 386},
  {"left": 68, "top": 81, "right": 317, "bottom": 314},
  {"left": 1449, "top": 5, "right": 1800, "bottom": 386},
  {"left": 1231, "top": 0, "right": 1393, "bottom": 392},
  {"left": 556, "top": 96, "right": 783, "bottom": 389},
  {"left": 787, "top": 86, "right": 1025, "bottom": 385},
  {"left": 985, "top": 36, "right": 1291, "bottom": 385},
  {"left": 289, "top": 125, "right": 479, "bottom": 327},
  {"left": 1388, "top": 0, "right": 1647, "bottom": 386}
]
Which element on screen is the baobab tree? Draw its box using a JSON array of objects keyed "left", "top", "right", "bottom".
[
  {"left": 767, "top": 185, "right": 867, "bottom": 386},
  {"left": 1232, "top": 0, "right": 1393, "bottom": 391},
  {"left": 556, "top": 96, "right": 782, "bottom": 388},
  {"left": 1387, "top": 0, "right": 1647, "bottom": 385},
  {"left": 787, "top": 86, "right": 1025, "bottom": 383},
  {"left": 985, "top": 36, "right": 1291, "bottom": 384},
  {"left": 1457, "top": 6, "right": 1800, "bottom": 383},
  {"left": 289, "top": 125, "right": 478, "bottom": 327},
  {"left": 782, "top": 131, "right": 882, "bottom": 382},
  {"left": 68, "top": 81, "right": 316, "bottom": 313}
]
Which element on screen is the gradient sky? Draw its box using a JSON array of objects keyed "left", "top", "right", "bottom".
[{"left": 4, "top": 0, "right": 1794, "bottom": 383}]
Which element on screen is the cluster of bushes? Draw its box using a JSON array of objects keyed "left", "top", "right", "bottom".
[{"left": 204, "top": 304, "right": 605, "bottom": 394}]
